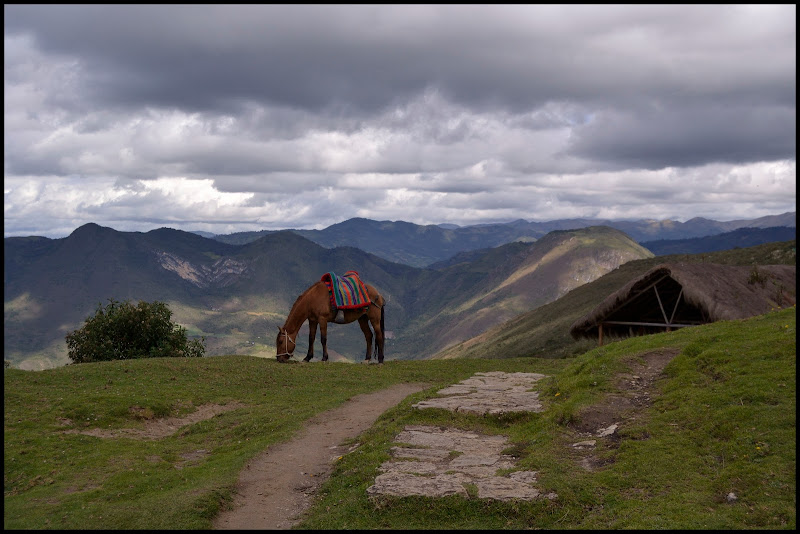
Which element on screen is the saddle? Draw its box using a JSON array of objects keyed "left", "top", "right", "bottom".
[{"left": 321, "top": 270, "right": 371, "bottom": 321}]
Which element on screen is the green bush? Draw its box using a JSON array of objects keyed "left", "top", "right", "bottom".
[{"left": 65, "top": 299, "right": 205, "bottom": 363}]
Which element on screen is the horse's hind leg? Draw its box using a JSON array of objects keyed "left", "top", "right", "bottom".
[
  {"left": 304, "top": 319, "right": 317, "bottom": 362},
  {"left": 319, "top": 320, "right": 330, "bottom": 362},
  {"left": 358, "top": 316, "right": 373, "bottom": 361},
  {"left": 371, "top": 306, "right": 385, "bottom": 363}
]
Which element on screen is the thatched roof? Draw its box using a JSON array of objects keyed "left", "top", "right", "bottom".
[{"left": 570, "top": 263, "right": 796, "bottom": 341}]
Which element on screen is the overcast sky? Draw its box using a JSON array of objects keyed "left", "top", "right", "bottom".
[{"left": 4, "top": 5, "right": 796, "bottom": 238}]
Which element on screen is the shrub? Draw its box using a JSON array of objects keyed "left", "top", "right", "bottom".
[{"left": 66, "top": 299, "right": 205, "bottom": 363}]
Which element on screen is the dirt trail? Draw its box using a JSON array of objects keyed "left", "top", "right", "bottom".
[
  {"left": 212, "top": 349, "right": 679, "bottom": 529},
  {"left": 212, "top": 382, "right": 429, "bottom": 530}
]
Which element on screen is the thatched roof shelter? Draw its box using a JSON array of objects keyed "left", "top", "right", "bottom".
[{"left": 570, "top": 263, "right": 796, "bottom": 345}]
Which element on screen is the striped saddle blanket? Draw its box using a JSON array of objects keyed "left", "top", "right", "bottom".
[{"left": 321, "top": 270, "right": 371, "bottom": 310}]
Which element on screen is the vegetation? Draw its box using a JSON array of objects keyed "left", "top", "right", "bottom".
[
  {"left": 301, "top": 307, "right": 796, "bottom": 530},
  {"left": 7, "top": 222, "right": 794, "bottom": 369},
  {"left": 641, "top": 226, "right": 796, "bottom": 256},
  {"left": 434, "top": 239, "right": 796, "bottom": 360},
  {"left": 4, "top": 306, "right": 795, "bottom": 529},
  {"left": 65, "top": 299, "right": 205, "bottom": 363}
]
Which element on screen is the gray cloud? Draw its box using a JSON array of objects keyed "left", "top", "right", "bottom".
[{"left": 3, "top": 4, "right": 795, "bottom": 238}]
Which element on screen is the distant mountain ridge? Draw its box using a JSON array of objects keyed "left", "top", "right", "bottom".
[
  {"left": 641, "top": 226, "right": 796, "bottom": 256},
  {"left": 5, "top": 211, "right": 795, "bottom": 369},
  {"left": 5, "top": 223, "right": 654, "bottom": 369},
  {"left": 209, "top": 212, "right": 796, "bottom": 267}
]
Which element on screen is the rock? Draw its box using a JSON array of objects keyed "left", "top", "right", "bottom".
[
  {"left": 366, "top": 425, "right": 555, "bottom": 502},
  {"left": 412, "top": 372, "right": 547, "bottom": 415},
  {"left": 597, "top": 423, "right": 618, "bottom": 437}
]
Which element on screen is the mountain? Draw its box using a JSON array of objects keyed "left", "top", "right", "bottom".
[
  {"left": 433, "top": 239, "right": 797, "bottom": 361},
  {"left": 209, "top": 212, "right": 796, "bottom": 267},
  {"left": 641, "top": 226, "right": 796, "bottom": 256},
  {"left": 5, "top": 224, "right": 653, "bottom": 369},
  {"left": 391, "top": 226, "right": 654, "bottom": 359},
  {"left": 212, "top": 217, "right": 541, "bottom": 267}
]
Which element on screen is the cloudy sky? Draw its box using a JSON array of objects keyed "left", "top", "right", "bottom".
[{"left": 4, "top": 5, "right": 796, "bottom": 238}]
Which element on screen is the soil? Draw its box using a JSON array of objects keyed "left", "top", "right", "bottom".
[
  {"left": 62, "top": 348, "right": 679, "bottom": 529},
  {"left": 566, "top": 347, "right": 680, "bottom": 471},
  {"left": 212, "top": 382, "right": 429, "bottom": 530},
  {"left": 62, "top": 403, "right": 247, "bottom": 440},
  {"left": 571, "top": 347, "right": 678, "bottom": 436}
]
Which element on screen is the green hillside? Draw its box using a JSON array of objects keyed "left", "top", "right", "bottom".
[
  {"left": 394, "top": 226, "right": 654, "bottom": 359},
  {"left": 434, "top": 239, "right": 797, "bottom": 360},
  {"left": 5, "top": 225, "right": 653, "bottom": 369},
  {"left": 4, "top": 305, "right": 795, "bottom": 529},
  {"left": 642, "top": 226, "right": 796, "bottom": 255}
]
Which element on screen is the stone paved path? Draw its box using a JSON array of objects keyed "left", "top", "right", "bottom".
[
  {"left": 412, "top": 371, "right": 547, "bottom": 415},
  {"left": 367, "top": 425, "right": 556, "bottom": 501},
  {"left": 369, "top": 371, "right": 555, "bottom": 501}
]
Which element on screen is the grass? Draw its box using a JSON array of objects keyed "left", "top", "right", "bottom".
[
  {"left": 3, "top": 307, "right": 795, "bottom": 529},
  {"left": 435, "top": 239, "right": 796, "bottom": 361},
  {"left": 301, "top": 306, "right": 796, "bottom": 530}
]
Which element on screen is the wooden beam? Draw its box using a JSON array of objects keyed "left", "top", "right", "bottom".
[
  {"left": 669, "top": 288, "right": 684, "bottom": 324},
  {"left": 601, "top": 320, "right": 703, "bottom": 328},
  {"left": 653, "top": 284, "right": 671, "bottom": 326}
]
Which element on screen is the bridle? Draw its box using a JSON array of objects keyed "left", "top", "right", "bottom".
[{"left": 277, "top": 329, "right": 296, "bottom": 360}]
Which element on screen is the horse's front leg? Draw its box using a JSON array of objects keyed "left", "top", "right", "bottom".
[
  {"left": 304, "top": 319, "right": 317, "bottom": 362},
  {"left": 358, "top": 316, "right": 373, "bottom": 362},
  {"left": 319, "top": 320, "right": 329, "bottom": 362}
]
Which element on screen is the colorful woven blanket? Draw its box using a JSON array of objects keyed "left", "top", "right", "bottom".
[{"left": 321, "top": 270, "right": 372, "bottom": 310}]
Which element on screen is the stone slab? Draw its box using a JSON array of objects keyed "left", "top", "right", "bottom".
[
  {"left": 412, "top": 371, "right": 547, "bottom": 415},
  {"left": 366, "top": 425, "right": 555, "bottom": 502}
]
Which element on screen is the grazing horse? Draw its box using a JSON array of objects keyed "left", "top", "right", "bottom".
[{"left": 276, "top": 278, "right": 386, "bottom": 363}]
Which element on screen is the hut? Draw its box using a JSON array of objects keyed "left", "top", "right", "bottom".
[{"left": 570, "top": 263, "right": 796, "bottom": 345}]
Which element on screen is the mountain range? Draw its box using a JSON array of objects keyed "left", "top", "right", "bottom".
[
  {"left": 208, "top": 212, "right": 795, "bottom": 267},
  {"left": 4, "top": 212, "right": 795, "bottom": 370}
]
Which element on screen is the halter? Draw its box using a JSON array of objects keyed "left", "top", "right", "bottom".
[{"left": 277, "top": 329, "right": 296, "bottom": 359}]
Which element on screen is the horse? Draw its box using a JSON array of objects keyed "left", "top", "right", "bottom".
[{"left": 276, "top": 278, "right": 386, "bottom": 363}]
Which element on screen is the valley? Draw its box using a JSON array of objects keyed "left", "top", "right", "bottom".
[{"left": 4, "top": 213, "right": 795, "bottom": 369}]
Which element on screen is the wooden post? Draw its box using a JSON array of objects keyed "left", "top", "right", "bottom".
[{"left": 598, "top": 323, "right": 604, "bottom": 346}]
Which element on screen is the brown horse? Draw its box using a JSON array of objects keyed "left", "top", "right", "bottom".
[{"left": 276, "top": 279, "right": 386, "bottom": 363}]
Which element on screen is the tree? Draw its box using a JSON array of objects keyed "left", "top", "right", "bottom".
[{"left": 66, "top": 299, "right": 205, "bottom": 363}]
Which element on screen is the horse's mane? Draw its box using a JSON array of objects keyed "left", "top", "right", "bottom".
[{"left": 289, "top": 281, "right": 322, "bottom": 310}]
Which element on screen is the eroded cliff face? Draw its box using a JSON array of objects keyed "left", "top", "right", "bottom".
[
  {"left": 565, "top": 248, "right": 642, "bottom": 288},
  {"left": 155, "top": 251, "right": 251, "bottom": 288}
]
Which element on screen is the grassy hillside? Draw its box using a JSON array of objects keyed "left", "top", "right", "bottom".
[
  {"left": 642, "top": 226, "right": 796, "bottom": 256},
  {"left": 4, "top": 306, "right": 795, "bottom": 529},
  {"left": 434, "top": 239, "right": 797, "bottom": 360},
  {"left": 5, "top": 225, "right": 652, "bottom": 368},
  {"left": 394, "top": 226, "right": 654, "bottom": 359}
]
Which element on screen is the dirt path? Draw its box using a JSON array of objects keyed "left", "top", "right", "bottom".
[{"left": 212, "top": 382, "right": 429, "bottom": 530}]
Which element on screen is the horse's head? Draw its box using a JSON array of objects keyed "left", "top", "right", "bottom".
[{"left": 276, "top": 327, "right": 296, "bottom": 363}]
